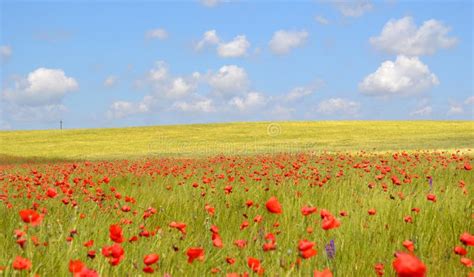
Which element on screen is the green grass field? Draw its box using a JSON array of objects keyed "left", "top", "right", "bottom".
[
  {"left": 1, "top": 121, "right": 473, "bottom": 161},
  {"left": 0, "top": 121, "right": 473, "bottom": 276}
]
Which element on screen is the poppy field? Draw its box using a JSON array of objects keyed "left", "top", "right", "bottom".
[{"left": 0, "top": 150, "right": 472, "bottom": 276}]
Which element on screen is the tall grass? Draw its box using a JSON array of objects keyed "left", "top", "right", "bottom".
[{"left": 0, "top": 151, "right": 472, "bottom": 276}]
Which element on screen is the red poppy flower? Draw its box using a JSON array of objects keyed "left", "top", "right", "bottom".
[
  {"left": 83, "top": 240, "right": 94, "bottom": 248},
  {"left": 247, "top": 257, "right": 264, "bottom": 275},
  {"left": 240, "top": 221, "right": 249, "bottom": 230},
  {"left": 205, "top": 204, "right": 215, "bottom": 216},
  {"left": 143, "top": 254, "right": 159, "bottom": 265},
  {"left": 298, "top": 240, "right": 317, "bottom": 259},
  {"left": 313, "top": 268, "right": 333, "bottom": 277},
  {"left": 454, "top": 246, "right": 467, "bottom": 256},
  {"left": 102, "top": 244, "right": 125, "bottom": 266},
  {"left": 234, "top": 240, "right": 247, "bottom": 249},
  {"left": 226, "top": 257, "right": 236, "bottom": 264},
  {"left": 109, "top": 224, "right": 124, "bottom": 243},
  {"left": 402, "top": 240, "right": 414, "bottom": 252},
  {"left": 266, "top": 197, "right": 282, "bottom": 214},
  {"left": 301, "top": 206, "right": 317, "bottom": 216},
  {"left": 12, "top": 256, "right": 31, "bottom": 271},
  {"left": 19, "top": 209, "right": 43, "bottom": 226},
  {"left": 320, "top": 210, "right": 341, "bottom": 230},
  {"left": 69, "top": 260, "right": 85, "bottom": 273},
  {"left": 461, "top": 257, "right": 473, "bottom": 267},
  {"left": 143, "top": 266, "right": 154, "bottom": 273},
  {"left": 74, "top": 267, "right": 99, "bottom": 277},
  {"left": 426, "top": 194, "right": 436, "bottom": 202},
  {"left": 374, "top": 263, "right": 384, "bottom": 276},
  {"left": 186, "top": 247, "right": 205, "bottom": 263},
  {"left": 46, "top": 188, "right": 58, "bottom": 198},
  {"left": 169, "top": 222, "right": 187, "bottom": 234},
  {"left": 460, "top": 232, "right": 474, "bottom": 246},
  {"left": 392, "top": 252, "right": 426, "bottom": 277},
  {"left": 368, "top": 209, "right": 377, "bottom": 215},
  {"left": 212, "top": 233, "right": 223, "bottom": 248}
]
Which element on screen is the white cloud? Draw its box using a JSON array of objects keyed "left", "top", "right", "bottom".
[
  {"left": 196, "top": 30, "right": 250, "bottom": 58},
  {"left": 145, "top": 28, "right": 168, "bottom": 40},
  {"left": 370, "top": 16, "right": 457, "bottom": 56},
  {"left": 315, "top": 15, "right": 330, "bottom": 25},
  {"left": 2, "top": 68, "right": 78, "bottom": 106},
  {"left": 284, "top": 80, "right": 324, "bottom": 101},
  {"left": 6, "top": 104, "right": 67, "bottom": 122},
  {"left": 104, "top": 75, "right": 118, "bottom": 87},
  {"left": 448, "top": 107, "right": 463, "bottom": 115},
  {"left": 316, "top": 98, "right": 360, "bottom": 115},
  {"left": 195, "top": 30, "right": 220, "bottom": 51},
  {"left": 464, "top": 96, "right": 474, "bottom": 105},
  {"left": 359, "top": 55, "right": 439, "bottom": 97},
  {"left": 0, "top": 45, "right": 12, "bottom": 60},
  {"left": 107, "top": 101, "right": 149, "bottom": 119},
  {"left": 335, "top": 0, "right": 373, "bottom": 17},
  {"left": 217, "top": 35, "right": 250, "bottom": 58},
  {"left": 173, "top": 98, "right": 215, "bottom": 113},
  {"left": 269, "top": 30, "right": 309, "bottom": 55},
  {"left": 208, "top": 65, "right": 249, "bottom": 97},
  {"left": 229, "top": 92, "right": 266, "bottom": 112},
  {"left": 109, "top": 62, "right": 270, "bottom": 120},
  {"left": 165, "top": 78, "right": 194, "bottom": 99},
  {"left": 285, "top": 87, "right": 313, "bottom": 101},
  {"left": 200, "top": 0, "right": 221, "bottom": 7},
  {"left": 410, "top": 106, "right": 432, "bottom": 116},
  {"left": 148, "top": 61, "right": 169, "bottom": 82},
  {"left": 447, "top": 103, "right": 464, "bottom": 115}
]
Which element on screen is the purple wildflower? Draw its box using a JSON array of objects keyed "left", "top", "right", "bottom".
[{"left": 325, "top": 239, "right": 336, "bottom": 259}]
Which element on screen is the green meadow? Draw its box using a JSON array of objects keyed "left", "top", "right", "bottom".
[{"left": 0, "top": 121, "right": 473, "bottom": 276}]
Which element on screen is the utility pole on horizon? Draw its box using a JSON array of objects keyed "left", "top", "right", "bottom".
[{"left": 60, "top": 120, "right": 63, "bottom": 130}]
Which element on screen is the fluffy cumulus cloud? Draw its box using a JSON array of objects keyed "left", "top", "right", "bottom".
[
  {"left": 108, "top": 63, "right": 258, "bottom": 119},
  {"left": 464, "top": 96, "right": 474, "bottom": 105},
  {"left": 314, "top": 15, "right": 330, "bottom": 25},
  {"left": 1, "top": 45, "right": 12, "bottom": 60},
  {"left": 173, "top": 98, "right": 215, "bottom": 113},
  {"left": 195, "top": 30, "right": 249, "bottom": 57},
  {"left": 195, "top": 30, "right": 220, "bottom": 50},
  {"left": 370, "top": 16, "right": 457, "bottom": 56},
  {"left": 316, "top": 98, "right": 360, "bottom": 115},
  {"left": 269, "top": 30, "right": 308, "bottom": 55},
  {"left": 359, "top": 55, "right": 439, "bottom": 97},
  {"left": 107, "top": 100, "right": 149, "bottom": 119},
  {"left": 1, "top": 68, "right": 78, "bottom": 124},
  {"left": 447, "top": 102, "right": 464, "bottom": 115},
  {"left": 208, "top": 65, "right": 249, "bottom": 97},
  {"left": 217, "top": 35, "right": 250, "bottom": 58},
  {"left": 2, "top": 68, "right": 78, "bottom": 106},
  {"left": 335, "top": 0, "right": 373, "bottom": 17},
  {"left": 410, "top": 106, "right": 432, "bottom": 116},
  {"left": 229, "top": 92, "right": 266, "bottom": 112},
  {"left": 284, "top": 79, "right": 324, "bottom": 101},
  {"left": 148, "top": 61, "right": 169, "bottom": 82},
  {"left": 145, "top": 28, "right": 168, "bottom": 40},
  {"left": 104, "top": 75, "right": 118, "bottom": 87},
  {"left": 165, "top": 77, "right": 194, "bottom": 99}
]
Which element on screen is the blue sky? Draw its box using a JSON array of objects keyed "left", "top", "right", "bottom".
[{"left": 0, "top": 0, "right": 472, "bottom": 130}]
